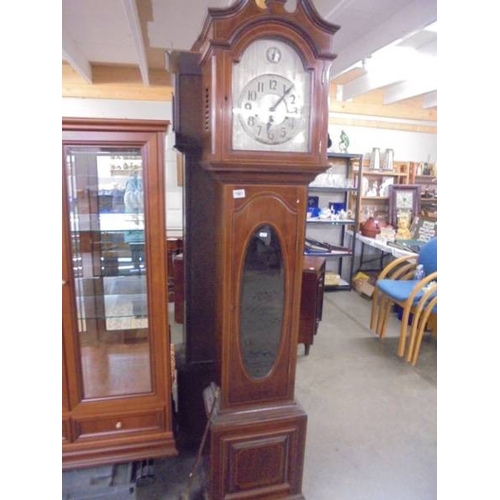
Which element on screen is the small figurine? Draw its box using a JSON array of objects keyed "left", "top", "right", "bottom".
[
  {"left": 366, "top": 181, "right": 379, "bottom": 197},
  {"left": 396, "top": 211, "right": 412, "bottom": 240},
  {"left": 319, "top": 207, "right": 332, "bottom": 220},
  {"left": 379, "top": 178, "right": 393, "bottom": 197},
  {"left": 339, "top": 130, "right": 349, "bottom": 153},
  {"left": 124, "top": 170, "right": 144, "bottom": 219}
]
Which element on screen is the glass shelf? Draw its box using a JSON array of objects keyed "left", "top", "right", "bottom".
[
  {"left": 308, "top": 186, "right": 358, "bottom": 193},
  {"left": 303, "top": 250, "right": 352, "bottom": 257}
]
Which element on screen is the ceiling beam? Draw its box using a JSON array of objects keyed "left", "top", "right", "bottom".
[
  {"left": 422, "top": 91, "right": 437, "bottom": 109},
  {"left": 339, "top": 71, "right": 405, "bottom": 101},
  {"left": 413, "top": 38, "right": 436, "bottom": 56},
  {"left": 338, "top": 39, "right": 436, "bottom": 101},
  {"left": 121, "top": 0, "right": 149, "bottom": 86},
  {"left": 383, "top": 78, "right": 437, "bottom": 105},
  {"left": 330, "top": 0, "right": 437, "bottom": 79},
  {"left": 323, "top": 0, "right": 356, "bottom": 18},
  {"left": 62, "top": 26, "right": 93, "bottom": 84}
]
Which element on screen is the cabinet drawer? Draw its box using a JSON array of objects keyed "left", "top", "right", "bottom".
[{"left": 74, "top": 410, "right": 164, "bottom": 441}]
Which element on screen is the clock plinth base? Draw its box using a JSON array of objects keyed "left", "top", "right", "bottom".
[{"left": 202, "top": 393, "right": 307, "bottom": 500}]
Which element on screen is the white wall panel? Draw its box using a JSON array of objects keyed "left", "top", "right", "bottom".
[{"left": 327, "top": 123, "right": 437, "bottom": 163}]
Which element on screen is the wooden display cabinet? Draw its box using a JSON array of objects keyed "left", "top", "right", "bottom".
[
  {"left": 408, "top": 163, "right": 437, "bottom": 220},
  {"left": 354, "top": 160, "right": 410, "bottom": 227},
  {"left": 62, "top": 118, "right": 177, "bottom": 469},
  {"left": 299, "top": 256, "right": 326, "bottom": 355}
]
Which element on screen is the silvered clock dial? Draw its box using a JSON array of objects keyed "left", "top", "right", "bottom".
[{"left": 232, "top": 38, "right": 311, "bottom": 153}]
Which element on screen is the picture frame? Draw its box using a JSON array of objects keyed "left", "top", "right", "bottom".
[
  {"left": 388, "top": 184, "right": 421, "bottom": 227},
  {"left": 410, "top": 216, "right": 437, "bottom": 242}
]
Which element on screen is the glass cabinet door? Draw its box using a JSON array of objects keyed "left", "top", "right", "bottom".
[{"left": 64, "top": 146, "right": 152, "bottom": 399}]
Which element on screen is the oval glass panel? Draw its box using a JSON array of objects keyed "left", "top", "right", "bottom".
[{"left": 240, "top": 224, "right": 285, "bottom": 379}]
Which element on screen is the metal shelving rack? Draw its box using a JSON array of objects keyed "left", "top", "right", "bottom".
[{"left": 305, "top": 152, "right": 363, "bottom": 291}]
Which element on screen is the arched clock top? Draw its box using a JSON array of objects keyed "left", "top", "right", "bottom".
[
  {"left": 192, "top": 0, "right": 340, "bottom": 63},
  {"left": 229, "top": 26, "right": 319, "bottom": 70}
]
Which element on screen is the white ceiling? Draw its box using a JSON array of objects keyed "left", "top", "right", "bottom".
[{"left": 62, "top": 0, "right": 437, "bottom": 106}]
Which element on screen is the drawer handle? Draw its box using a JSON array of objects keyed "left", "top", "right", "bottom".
[{"left": 115, "top": 421, "right": 123, "bottom": 429}]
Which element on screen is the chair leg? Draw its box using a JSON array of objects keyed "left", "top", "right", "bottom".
[
  {"left": 411, "top": 312, "right": 431, "bottom": 366},
  {"left": 406, "top": 293, "right": 432, "bottom": 362},
  {"left": 406, "top": 304, "right": 424, "bottom": 363},
  {"left": 408, "top": 287, "right": 437, "bottom": 364},
  {"left": 429, "top": 315, "right": 438, "bottom": 338},
  {"left": 374, "top": 294, "right": 385, "bottom": 336},
  {"left": 397, "top": 306, "right": 412, "bottom": 357},
  {"left": 370, "top": 289, "right": 379, "bottom": 332},
  {"left": 377, "top": 297, "right": 393, "bottom": 339},
  {"left": 411, "top": 300, "right": 437, "bottom": 366}
]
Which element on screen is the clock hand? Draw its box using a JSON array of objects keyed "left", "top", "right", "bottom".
[
  {"left": 269, "top": 85, "right": 294, "bottom": 112},
  {"left": 266, "top": 115, "right": 274, "bottom": 132}
]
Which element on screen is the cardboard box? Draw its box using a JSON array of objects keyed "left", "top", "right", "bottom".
[
  {"left": 359, "top": 279, "right": 375, "bottom": 298},
  {"left": 352, "top": 272, "right": 376, "bottom": 299},
  {"left": 325, "top": 272, "right": 341, "bottom": 286},
  {"left": 352, "top": 272, "right": 369, "bottom": 291}
]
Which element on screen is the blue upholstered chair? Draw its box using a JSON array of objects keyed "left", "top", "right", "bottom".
[{"left": 370, "top": 237, "right": 437, "bottom": 360}]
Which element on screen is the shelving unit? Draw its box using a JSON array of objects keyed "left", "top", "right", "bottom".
[
  {"left": 305, "top": 153, "right": 362, "bottom": 291},
  {"left": 353, "top": 160, "right": 410, "bottom": 227},
  {"left": 412, "top": 174, "right": 437, "bottom": 220}
]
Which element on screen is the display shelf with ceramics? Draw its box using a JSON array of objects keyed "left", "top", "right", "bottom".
[
  {"left": 408, "top": 161, "right": 437, "bottom": 220},
  {"left": 350, "top": 148, "right": 411, "bottom": 229},
  {"left": 306, "top": 152, "right": 363, "bottom": 291}
]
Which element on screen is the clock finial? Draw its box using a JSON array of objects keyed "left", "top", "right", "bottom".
[{"left": 263, "top": 0, "right": 287, "bottom": 13}]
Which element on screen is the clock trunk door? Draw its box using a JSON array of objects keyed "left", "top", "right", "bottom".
[{"left": 222, "top": 184, "right": 305, "bottom": 408}]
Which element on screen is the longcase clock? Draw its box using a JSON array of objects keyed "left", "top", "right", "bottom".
[{"left": 180, "top": 1, "right": 339, "bottom": 497}]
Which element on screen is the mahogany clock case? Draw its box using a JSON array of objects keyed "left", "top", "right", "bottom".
[{"left": 175, "top": 1, "right": 341, "bottom": 498}]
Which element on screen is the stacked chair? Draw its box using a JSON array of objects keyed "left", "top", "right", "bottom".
[{"left": 370, "top": 237, "right": 437, "bottom": 365}]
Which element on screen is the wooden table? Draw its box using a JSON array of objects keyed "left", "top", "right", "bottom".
[{"left": 349, "top": 231, "right": 417, "bottom": 275}]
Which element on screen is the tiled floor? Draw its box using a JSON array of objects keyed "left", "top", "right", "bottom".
[{"left": 63, "top": 290, "right": 437, "bottom": 500}]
